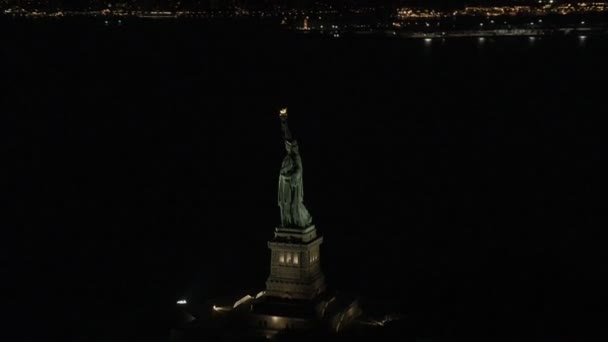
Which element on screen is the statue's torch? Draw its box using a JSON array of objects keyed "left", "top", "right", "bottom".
[{"left": 279, "top": 108, "right": 288, "bottom": 120}]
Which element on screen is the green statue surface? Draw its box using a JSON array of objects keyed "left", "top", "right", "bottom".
[{"left": 278, "top": 109, "right": 313, "bottom": 229}]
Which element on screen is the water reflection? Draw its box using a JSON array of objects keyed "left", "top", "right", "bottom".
[{"left": 579, "top": 35, "right": 587, "bottom": 46}]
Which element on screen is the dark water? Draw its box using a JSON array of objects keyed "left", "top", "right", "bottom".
[{"left": 5, "top": 18, "right": 607, "bottom": 341}]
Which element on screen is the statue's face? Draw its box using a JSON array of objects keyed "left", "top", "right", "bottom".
[{"left": 285, "top": 141, "right": 298, "bottom": 154}]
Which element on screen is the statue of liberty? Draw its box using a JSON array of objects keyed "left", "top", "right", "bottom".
[{"left": 278, "top": 108, "right": 313, "bottom": 229}]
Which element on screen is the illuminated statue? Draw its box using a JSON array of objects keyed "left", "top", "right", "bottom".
[{"left": 278, "top": 109, "right": 313, "bottom": 228}]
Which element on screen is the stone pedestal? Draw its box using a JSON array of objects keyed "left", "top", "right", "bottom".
[{"left": 266, "top": 225, "right": 326, "bottom": 300}]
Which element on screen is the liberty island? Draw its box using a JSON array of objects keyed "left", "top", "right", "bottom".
[{"left": 170, "top": 109, "right": 368, "bottom": 341}]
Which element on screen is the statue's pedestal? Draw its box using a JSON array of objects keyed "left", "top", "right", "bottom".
[{"left": 266, "top": 225, "right": 326, "bottom": 300}]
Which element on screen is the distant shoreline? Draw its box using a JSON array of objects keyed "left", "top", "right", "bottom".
[{"left": 2, "top": 12, "right": 607, "bottom": 39}]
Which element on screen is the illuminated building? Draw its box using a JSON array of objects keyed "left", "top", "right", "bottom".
[{"left": 265, "top": 226, "right": 326, "bottom": 299}]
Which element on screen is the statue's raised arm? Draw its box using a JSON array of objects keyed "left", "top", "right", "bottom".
[
  {"left": 277, "top": 108, "right": 313, "bottom": 229},
  {"left": 279, "top": 108, "right": 293, "bottom": 142}
]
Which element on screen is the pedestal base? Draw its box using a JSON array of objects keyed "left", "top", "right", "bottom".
[{"left": 266, "top": 225, "right": 326, "bottom": 300}]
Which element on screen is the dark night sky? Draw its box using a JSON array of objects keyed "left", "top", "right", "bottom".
[{"left": 4, "top": 17, "right": 608, "bottom": 341}]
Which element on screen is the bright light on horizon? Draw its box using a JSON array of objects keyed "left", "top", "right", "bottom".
[{"left": 177, "top": 299, "right": 187, "bottom": 305}]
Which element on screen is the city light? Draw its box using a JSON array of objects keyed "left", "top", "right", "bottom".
[
  {"left": 177, "top": 299, "right": 187, "bottom": 305},
  {"left": 4, "top": 2, "right": 608, "bottom": 34},
  {"left": 212, "top": 305, "right": 231, "bottom": 312}
]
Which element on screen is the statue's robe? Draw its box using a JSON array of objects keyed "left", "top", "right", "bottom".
[{"left": 278, "top": 140, "right": 313, "bottom": 228}]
